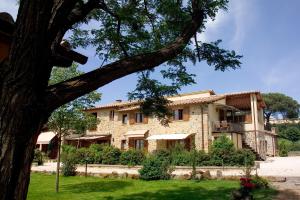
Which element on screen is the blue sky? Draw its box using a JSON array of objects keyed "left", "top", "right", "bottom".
[{"left": 2, "top": 0, "right": 300, "bottom": 105}]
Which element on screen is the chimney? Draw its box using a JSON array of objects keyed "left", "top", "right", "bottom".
[{"left": 116, "top": 99, "right": 122, "bottom": 103}]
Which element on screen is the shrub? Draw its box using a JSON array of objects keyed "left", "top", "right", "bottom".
[
  {"left": 171, "top": 150, "right": 192, "bottom": 166},
  {"left": 139, "top": 155, "right": 171, "bottom": 180},
  {"left": 89, "top": 144, "right": 105, "bottom": 163},
  {"left": 251, "top": 175, "right": 269, "bottom": 189},
  {"left": 102, "top": 146, "right": 121, "bottom": 164},
  {"left": 231, "top": 149, "right": 255, "bottom": 166},
  {"left": 120, "top": 149, "right": 145, "bottom": 166},
  {"left": 195, "top": 150, "right": 211, "bottom": 166},
  {"left": 278, "top": 139, "right": 291, "bottom": 157},
  {"left": 153, "top": 149, "right": 171, "bottom": 164},
  {"left": 76, "top": 147, "right": 94, "bottom": 164},
  {"left": 61, "top": 147, "right": 77, "bottom": 176},
  {"left": 283, "top": 127, "right": 300, "bottom": 142},
  {"left": 33, "top": 149, "right": 44, "bottom": 166},
  {"left": 210, "top": 135, "right": 235, "bottom": 165}
]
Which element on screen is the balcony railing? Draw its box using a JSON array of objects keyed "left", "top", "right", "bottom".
[{"left": 212, "top": 121, "right": 244, "bottom": 133}]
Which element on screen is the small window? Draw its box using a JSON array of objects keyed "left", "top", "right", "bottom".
[
  {"left": 121, "top": 140, "right": 127, "bottom": 150},
  {"left": 135, "top": 139, "right": 144, "bottom": 150},
  {"left": 109, "top": 110, "right": 115, "bottom": 121},
  {"left": 135, "top": 113, "right": 144, "bottom": 123},
  {"left": 173, "top": 109, "right": 183, "bottom": 120},
  {"left": 122, "top": 114, "right": 128, "bottom": 124}
]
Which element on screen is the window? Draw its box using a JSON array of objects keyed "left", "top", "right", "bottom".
[
  {"left": 109, "top": 110, "right": 115, "bottom": 121},
  {"left": 135, "top": 113, "right": 144, "bottom": 123},
  {"left": 173, "top": 109, "right": 183, "bottom": 120},
  {"left": 135, "top": 139, "right": 144, "bottom": 150},
  {"left": 122, "top": 114, "right": 128, "bottom": 124}
]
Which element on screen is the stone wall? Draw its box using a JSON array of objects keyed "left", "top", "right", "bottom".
[{"left": 88, "top": 104, "right": 210, "bottom": 152}]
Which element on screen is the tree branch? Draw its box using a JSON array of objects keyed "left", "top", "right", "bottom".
[{"left": 45, "top": 1, "right": 204, "bottom": 111}]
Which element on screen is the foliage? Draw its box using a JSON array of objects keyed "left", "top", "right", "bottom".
[
  {"left": 281, "top": 126, "right": 300, "bottom": 142},
  {"left": 70, "top": 0, "right": 242, "bottom": 121},
  {"left": 195, "top": 150, "right": 211, "bottom": 166},
  {"left": 263, "top": 93, "right": 299, "bottom": 124},
  {"left": 153, "top": 149, "right": 172, "bottom": 164},
  {"left": 251, "top": 175, "right": 269, "bottom": 189},
  {"left": 231, "top": 149, "right": 256, "bottom": 166},
  {"left": 119, "top": 149, "right": 145, "bottom": 166},
  {"left": 209, "top": 135, "right": 235, "bottom": 165},
  {"left": 61, "top": 146, "right": 78, "bottom": 176},
  {"left": 33, "top": 149, "right": 44, "bottom": 166},
  {"left": 88, "top": 144, "right": 106, "bottom": 163},
  {"left": 76, "top": 148, "right": 95, "bottom": 164},
  {"left": 101, "top": 146, "right": 122, "bottom": 165},
  {"left": 139, "top": 155, "right": 172, "bottom": 180},
  {"left": 48, "top": 64, "right": 101, "bottom": 137},
  {"left": 278, "top": 139, "right": 291, "bottom": 156}
]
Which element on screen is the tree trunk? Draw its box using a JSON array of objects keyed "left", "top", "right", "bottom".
[
  {"left": 0, "top": 89, "right": 48, "bottom": 200},
  {"left": 55, "top": 131, "right": 62, "bottom": 193},
  {"left": 0, "top": 1, "right": 54, "bottom": 199}
]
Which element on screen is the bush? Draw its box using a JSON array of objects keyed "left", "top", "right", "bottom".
[
  {"left": 195, "top": 150, "right": 211, "bottom": 166},
  {"left": 210, "top": 135, "right": 235, "bottom": 165},
  {"left": 120, "top": 149, "right": 145, "bottom": 166},
  {"left": 102, "top": 146, "right": 121, "bottom": 164},
  {"left": 139, "top": 155, "right": 172, "bottom": 180},
  {"left": 76, "top": 147, "right": 94, "bottom": 164},
  {"left": 89, "top": 144, "right": 105, "bottom": 163},
  {"left": 171, "top": 150, "right": 192, "bottom": 166},
  {"left": 283, "top": 127, "right": 300, "bottom": 142},
  {"left": 231, "top": 149, "right": 255, "bottom": 166},
  {"left": 278, "top": 139, "right": 291, "bottom": 157},
  {"left": 251, "top": 175, "right": 269, "bottom": 189},
  {"left": 153, "top": 149, "right": 171, "bottom": 163},
  {"left": 61, "top": 146, "right": 77, "bottom": 176},
  {"left": 33, "top": 149, "right": 44, "bottom": 166}
]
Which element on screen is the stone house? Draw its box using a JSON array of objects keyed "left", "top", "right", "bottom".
[{"left": 65, "top": 90, "right": 277, "bottom": 160}]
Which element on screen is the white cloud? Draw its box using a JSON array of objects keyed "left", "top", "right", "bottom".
[
  {"left": 0, "top": 0, "right": 18, "bottom": 20},
  {"left": 229, "top": 0, "right": 256, "bottom": 51}
]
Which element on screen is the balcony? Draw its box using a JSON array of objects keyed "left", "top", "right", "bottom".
[{"left": 212, "top": 121, "right": 244, "bottom": 133}]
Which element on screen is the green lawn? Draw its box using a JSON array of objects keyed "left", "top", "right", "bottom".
[{"left": 28, "top": 173, "right": 277, "bottom": 200}]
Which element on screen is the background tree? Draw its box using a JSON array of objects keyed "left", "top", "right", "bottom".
[
  {"left": 48, "top": 65, "right": 100, "bottom": 193},
  {"left": 0, "top": 1, "right": 242, "bottom": 199},
  {"left": 263, "top": 93, "right": 299, "bottom": 129}
]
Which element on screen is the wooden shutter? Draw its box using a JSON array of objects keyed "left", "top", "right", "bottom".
[
  {"left": 143, "top": 115, "right": 148, "bottom": 124},
  {"left": 128, "top": 139, "right": 134, "bottom": 149},
  {"left": 183, "top": 107, "right": 190, "bottom": 121},
  {"left": 144, "top": 140, "right": 148, "bottom": 152},
  {"left": 129, "top": 112, "right": 135, "bottom": 125}
]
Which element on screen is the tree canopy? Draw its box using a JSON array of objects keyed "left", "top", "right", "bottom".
[
  {"left": 48, "top": 0, "right": 242, "bottom": 122},
  {"left": 263, "top": 93, "right": 299, "bottom": 122}
]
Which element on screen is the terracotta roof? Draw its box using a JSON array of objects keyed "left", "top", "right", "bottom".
[
  {"left": 86, "top": 90, "right": 265, "bottom": 111},
  {"left": 114, "top": 95, "right": 225, "bottom": 112}
]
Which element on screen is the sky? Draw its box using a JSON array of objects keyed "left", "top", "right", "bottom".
[{"left": 1, "top": 0, "right": 300, "bottom": 105}]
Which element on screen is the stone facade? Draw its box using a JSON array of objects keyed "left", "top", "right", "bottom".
[{"left": 80, "top": 90, "right": 278, "bottom": 158}]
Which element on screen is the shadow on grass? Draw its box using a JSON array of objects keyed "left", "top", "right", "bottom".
[
  {"left": 102, "top": 186, "right": 234, "bottom": 200},
  {"left": 62, "top": 180, "right": 133, "bottom": 193}
]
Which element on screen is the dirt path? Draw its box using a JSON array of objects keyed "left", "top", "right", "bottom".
[{"left": 272, "top": 177, "right": 300, "bottom": 200}]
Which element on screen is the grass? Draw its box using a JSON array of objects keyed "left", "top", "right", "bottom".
[{"left": 28, "top": 173, "right": 277, "bottom": 200}]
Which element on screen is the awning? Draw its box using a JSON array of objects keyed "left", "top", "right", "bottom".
[
  {"left": 124, "top": 130, "right": 148, "bottom": 138},
  {"left": 147, "top": 133, "right": 192, "bottom": 140},
  {"left": 66, "top": 135, "right": 110, "bottom": 141},
  {"left": 37, "top": 131, "right": 56, "bottom": 144}
]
